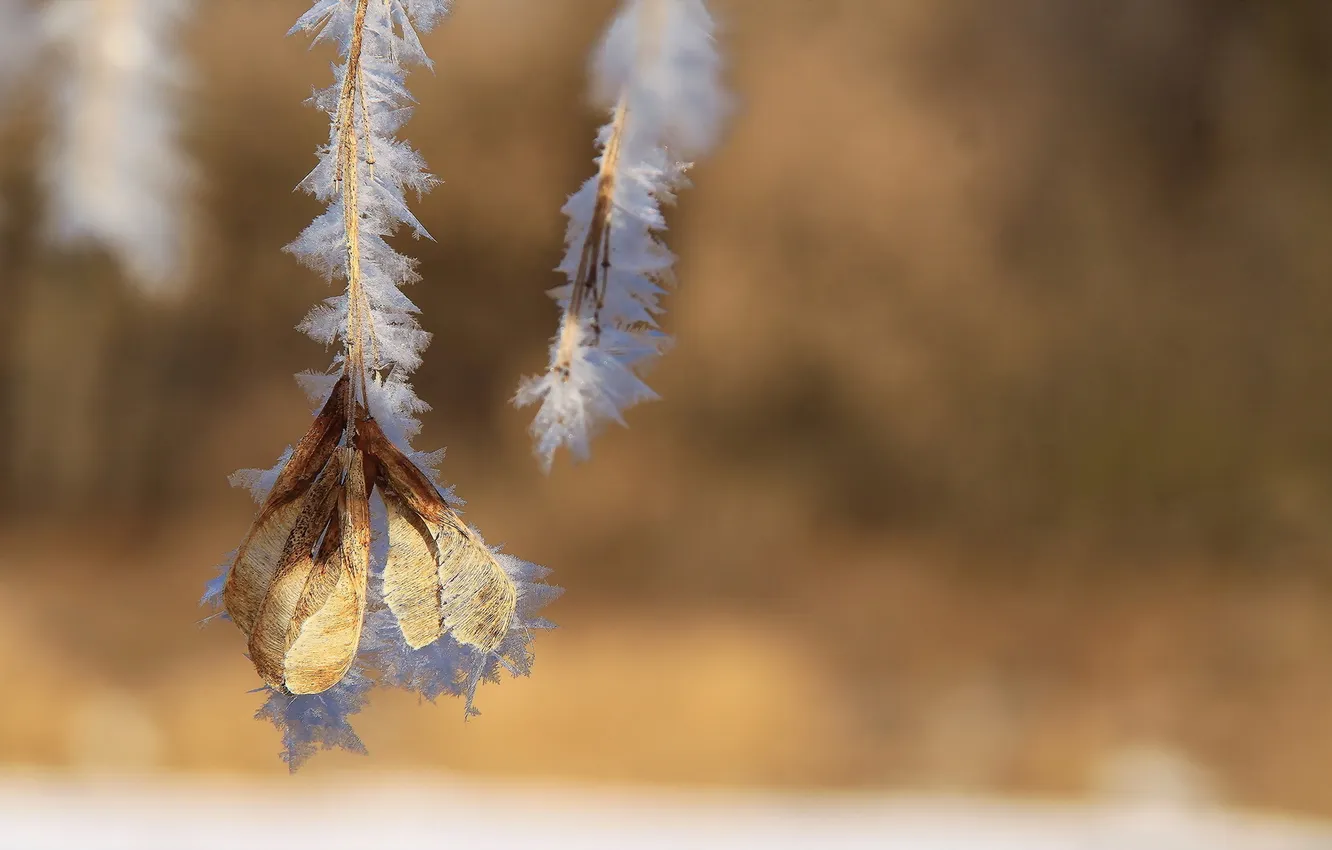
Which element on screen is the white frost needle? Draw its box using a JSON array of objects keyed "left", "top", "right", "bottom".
[
  {"left": 204, "top": 0, "right": 558, "bottom": 770},
  {"left": 42, "top": 0, "right": 195, "bottom": 296},
  {"left": 516, "top": 0, "right": 727, "bottom": 471}
]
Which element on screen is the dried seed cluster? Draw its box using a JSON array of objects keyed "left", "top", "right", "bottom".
[
  {"left": 205, "top": 0, "right": 557, "bottom": 768},
  {"left": 224, "top": 373, "right": 521, "bottom": 698},
  {"left": 208, "top": 0, "right": 725, "bottom": 769}
]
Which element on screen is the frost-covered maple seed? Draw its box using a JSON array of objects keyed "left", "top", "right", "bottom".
[{"left": 205, "top": 0, "right": 558, "bottom": 770}]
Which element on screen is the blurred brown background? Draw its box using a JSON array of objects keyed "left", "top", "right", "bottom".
[{"left": 2, "top": 0, "right": 1332, "bottom": 819}]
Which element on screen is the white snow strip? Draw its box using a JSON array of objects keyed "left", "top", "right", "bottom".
[{"left": 0, "top": 773, "right": 1328, "bottom": 850}]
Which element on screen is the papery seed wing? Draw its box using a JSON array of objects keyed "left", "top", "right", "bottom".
[
  {"left": 382, "top": 488, "right": 444, "bottom": 649},
  {"left": 225, "top": 498, "right": 305, "bottom": 638},
  {"left": 248, "top": 455, "right": 343, "bottom": 690},
  {"left": 340, "top": 448, "right": 371, "bottom": 583},
  {"left": 435, "top": 514, "right": 518, "bottom": 654},
  {"left": 282, "top": 452, "right": 369, "bottom": 695},
  {"left": 292, "top": 509, "right": 344, "bottom": 630},
  {"left": 360, "top": 416, "right": 516, "bottom": 653},
  {"left": 225, "top": 374, "right": 348, "bottom": 636}
]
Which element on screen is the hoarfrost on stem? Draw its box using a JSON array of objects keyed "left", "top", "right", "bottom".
[
  {"left": 516, "top": 0, "right": 728, "bottom": 471},
  {"left": 206, "top": 0, "right": 558, "bottom": 768},
  {"left": 42, "top": 0, "right": 195, "bottom": 295}
]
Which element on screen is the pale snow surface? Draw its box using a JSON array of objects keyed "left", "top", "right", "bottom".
[{"left": 2, "top": 775, "right": 1330, "bottom": 850}]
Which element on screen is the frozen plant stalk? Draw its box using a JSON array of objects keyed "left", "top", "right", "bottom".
[
  {"left": 42, "top": 0, "right": 194, "bottom": 295},
  {"left": 206, "top": 0, "right": 558, "bottom": 769},
  {"left": 516, "top": 0, "right": 726, "bottom": 470}
]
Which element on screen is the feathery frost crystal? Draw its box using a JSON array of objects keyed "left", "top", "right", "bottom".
[
  {"left": 516, "top": 0, "right": 727, "bottom": 470},
  {"left": 204, "top": 0, "right": 558, "bottom": 769},
  {"left": 42, "top": 0, "right": 195, "bottom": 295}
]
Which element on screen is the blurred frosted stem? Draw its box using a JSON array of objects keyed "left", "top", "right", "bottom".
[
  {"left": 42, "top": 0, "right": 194, "bottom": 296},
  {"left": 0, "top": 0, "right": 38, "bottom": 115},
  {"left": 516, "top": 0, "right": 727, "bottom": 471}
]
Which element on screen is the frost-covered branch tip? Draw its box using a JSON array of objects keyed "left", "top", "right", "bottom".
[
  {"left": 42, "top": 0, "right": 195, "bottom": 295},
  {"left": 515, "top": 0, "right": 727, "bottom": 471},
  {"left": 204, "top": 0, "right": 558, "bottom": 770}
]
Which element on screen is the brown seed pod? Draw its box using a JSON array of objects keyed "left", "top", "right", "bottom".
[
  {"left": 382, "top": 487, "right": 444, "bottom": 649},
  {"left": 248, "top": 455, "right": 343, "bottom": 691},
  {"left": 356, "top": 416, "right": 450, "bottom": 523},
  {"left": 281, "top": 449, "right": 371, "bottom": 694},
  {"left": 433, "top": 510, "right": 518, "bottom": 654},
  {"left": 360, "top": 417, "right": 517, "bottom": 654},
  {"left": 225, "top": 375, "right": 349, "bottom": 636}
]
